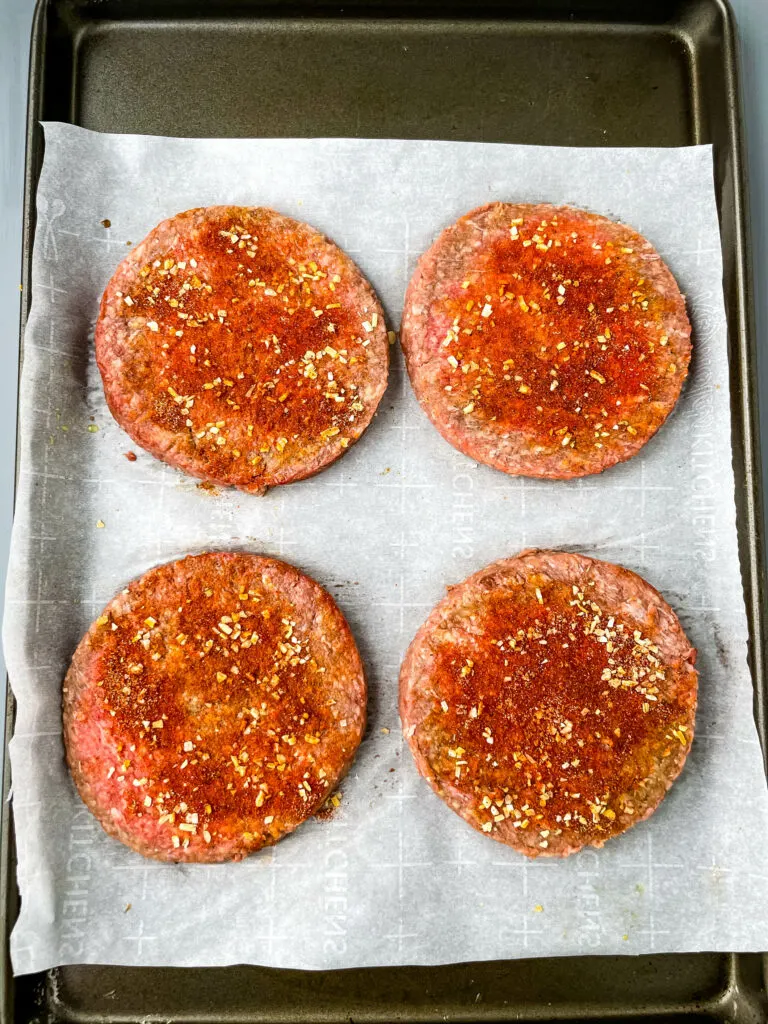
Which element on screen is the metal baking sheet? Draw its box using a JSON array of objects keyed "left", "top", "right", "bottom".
[{"left": 5, "top": 0, "right": 767, "bottom": 1021}]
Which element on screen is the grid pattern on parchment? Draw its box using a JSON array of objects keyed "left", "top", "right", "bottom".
[{"left": 4, "top": 127, "right": 768, "bottom": 975}]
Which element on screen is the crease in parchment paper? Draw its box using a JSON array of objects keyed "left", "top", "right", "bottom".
[{"left": 4, "top": 123, "right": 768, "bottom": 975}]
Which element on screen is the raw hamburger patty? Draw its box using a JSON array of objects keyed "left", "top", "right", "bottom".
[
  {"left": 401, "top": 203, "right": 691, "bottom": 478},
  {"left": 96, "top": 207, "right": 389, "bottom": 493},
  {"left": 63, "top": 552, "right": 366, "bottom": 862},
  {"left": 400, "top": 550, "right": 697, "bottom": 857}
]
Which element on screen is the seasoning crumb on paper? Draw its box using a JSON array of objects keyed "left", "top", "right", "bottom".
[
  {"left": 315, "top": 792, "right": 343, "bottom": 822},
  {"left": 196, "top": 481, "right": 220, "bottom": 496}
]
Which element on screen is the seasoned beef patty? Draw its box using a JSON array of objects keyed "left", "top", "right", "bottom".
[
  {"left": 63, "top": 552, "right": 366, "bottom": 862},
  {"left": 401, "top": 203, "right": 691, "bottom": 478},
  {"left": 96, "top": 206, "right": 389, "bottom": 493},
  {"left": 400, "top": 550, "right": 697, "bottom": 857}
]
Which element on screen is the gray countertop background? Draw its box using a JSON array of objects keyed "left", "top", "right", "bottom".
[{"left": 0, "top": 0, "right": 766, "bottom": 700}]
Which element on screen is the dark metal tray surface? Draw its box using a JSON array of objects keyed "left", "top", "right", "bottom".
[{"left": 6, "top": 0, "right": 768, "bottom": 1021}]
